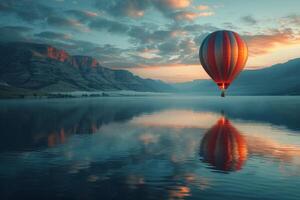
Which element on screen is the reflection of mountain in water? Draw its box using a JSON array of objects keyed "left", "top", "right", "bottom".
[
  {"left": 200, "top": 117, "right": 248, "bottom": 172},
  {"left": 0, "top": 99, "right": 166, "bottom": 151},
  {"left": 2, "top": 96, "right": 300, "bottom": 152}
]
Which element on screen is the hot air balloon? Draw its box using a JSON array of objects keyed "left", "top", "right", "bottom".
[
  {"left": 199, "top": 30, "right": 248, "bottom": 97},
  {"left": 199, "top": 116, "right": 248, "bottom": 172}
]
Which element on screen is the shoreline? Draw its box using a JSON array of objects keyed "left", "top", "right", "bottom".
[{"left": 0, "top": 90, "right": 173, "bottom": 99}]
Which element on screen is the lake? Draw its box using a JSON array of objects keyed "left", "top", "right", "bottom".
[{"left": 0, "top": 96, "right": 300, "bottom": 200}]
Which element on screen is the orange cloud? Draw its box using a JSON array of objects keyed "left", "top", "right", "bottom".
[
  {"left": 245, "top": 29, "right": 300, "bottom": 56},
  {"left": 196, "top": 5, "right": 210, "bottom": 10},
  {"left": 165, "top": 0, "right": 191, "bottom": 9},
  {"left": 175, "top": 11, "right": 214, "bottom": 21}
]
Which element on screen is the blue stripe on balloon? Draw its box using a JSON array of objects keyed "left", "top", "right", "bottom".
[
  {"left": 200, "top": 35, "right": 213, "bottom": 77},
  {"left": 214, "top": 31, "right": 224, "bottom": 81}
]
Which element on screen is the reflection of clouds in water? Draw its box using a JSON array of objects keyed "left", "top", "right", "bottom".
[
  {"left": 68, "top": 160, "right": 91, "bottom": 174},
  {"left": 169, "top": 186, "right": 190, "bottom": 200},
  {"left": 126, "top": 174, "right": 145, "bottom": 189},
  {"left": 131, "top": 110, "right": 220, "bottom": 129},
  {"left": 168, "top": 173, "right": 212, "bottom": 199},
  {"left": 247, "top": 136, "right": 300, "bottom": 161},
  {"left": 87, "top": 175, "right": 99, "bottom": 183},
  {"left": 246, "top": 135, "right": 300, "bottom": 176},
  {"left": 3, "top": 108, "right": 300, "bottom": 197},
  {"left": 235, "top": 121, "right": 300, "bottom": 169}
]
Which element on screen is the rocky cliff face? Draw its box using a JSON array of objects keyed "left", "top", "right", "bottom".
[
  {"left": 71, "top": 55, "right": 99, "bottom": 68},
  {"left": 46, "top": 46, "right": 70, "bottom": 62},
  {"left": 0, "top": 42, "right": 174, "bottom": 93}
]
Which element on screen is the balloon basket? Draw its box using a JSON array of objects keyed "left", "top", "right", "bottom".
[{"left": 221, "top": 90, "right": 225, "bottom": 97}]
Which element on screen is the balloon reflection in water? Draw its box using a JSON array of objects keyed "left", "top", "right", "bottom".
[{"left": 200, "top": 117, "right": 248, "bottom": 172}]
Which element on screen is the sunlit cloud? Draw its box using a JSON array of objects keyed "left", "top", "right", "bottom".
[
  {"left": 244, "top": 29, "right": 300, "bottom": 56},
  {"left": 174, "top": 11, "right": 214, "bottom": 21},
  {"left": 196, "top": 5, "right": 210, "bottom": 10},
  {"left": 136, "top": 48, "right": 160, "bottom": 59},
  {"left": 164, "top": 0, "right": 192, "bottom": 9}
]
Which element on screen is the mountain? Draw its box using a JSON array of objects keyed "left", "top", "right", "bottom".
[
  {"left": 173, "top": 58, "right": 300, "bottom": 95},
  {"left": 0, "top": 42, "right": 173, "bottom": 97},
  {"left": 1, "top": 41, "right": 300, "bottom": 98}
]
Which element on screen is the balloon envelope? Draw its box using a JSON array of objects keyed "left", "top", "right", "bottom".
[{"left": 199, "top": 30, "right": 248, "bottom": 90}]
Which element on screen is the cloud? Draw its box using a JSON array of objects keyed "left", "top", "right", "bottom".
[
  {"left": 95, "top": 0, "right": 150, "bottom": 18},
  {"left": 173, "top": 11, "right": 214, "bottom": 21},
  {"left": 0, "top": 0, "right": 54, "bottom": 22},
  {"left": 222, "top": 22, "right": 239, "bottom": 30},
  {"left": 178, "top": 23, "right": 218, "bottom": 34},
  {"left": 281, "top": 14, "right": 300, "bottom": 26},
  {"left": 0, "top": 26, "right": 32, "bottom": 42},
  {"left": 244, "top": 29, "right": 300, "bottom": 56},
  {"left": 158, "top": 0, "right": 191, "bottom": 9},
  {"left": 195, "top": 5, "right": 210, "bottom": 10},
  {"left": 136, "top": 48, "right": 160, "bottom": 59},
  {"left": 65, "top": 10, "right": 98, "bottom": 22},
  {"left": 35, "top": 31, "right": 72, "bottom": 40},
  {"left": 241, "top": 15, "right": 258, "bottom": 25},
  {"left": 46, "top": 16, "right": 88, "bottom": 32},
  {"left": 94, "top": 0, "right": 193, "bottom": 19},
  {"left": 89, "top": 18, "right": 130, "bottom": 33},
  {"left": 128, "top": 26, "right": 174, "bottom": 44}
]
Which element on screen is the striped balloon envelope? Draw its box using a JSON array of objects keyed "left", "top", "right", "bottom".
[
  {"left": 199, "top": 117, "right": 248, "bottom": 172},
  {"left": 199, "top": 30, "right": 248, "bottom": 97}
]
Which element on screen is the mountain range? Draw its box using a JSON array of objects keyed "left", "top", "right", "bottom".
[
  {"left": 1, "top": 42, "right": 300, "bottom": 98},
  {"left": 0, "top": 42, "right": 173, "bottom": 97}
]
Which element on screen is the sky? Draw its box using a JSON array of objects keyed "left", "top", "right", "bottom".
[{"left": 1, "top": 0, "right": 300, "bottom": 82}]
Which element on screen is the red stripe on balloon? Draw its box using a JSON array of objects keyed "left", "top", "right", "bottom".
[{"left": 222, "top": 32, "right": 231, "bottom": 82}]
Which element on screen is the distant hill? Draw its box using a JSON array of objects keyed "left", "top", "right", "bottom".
[
  {"left": 173, "top": 58, "right": 300, "bottom": 95},
  {"left": 0, "top": 42, "right": 173, "bottom": 97}
]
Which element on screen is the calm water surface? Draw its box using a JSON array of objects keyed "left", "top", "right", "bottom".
[{"left": 0, "top": 96, "right": 300, "bottom": 200}]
